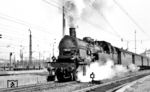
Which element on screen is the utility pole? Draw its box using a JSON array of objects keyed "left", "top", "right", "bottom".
[
  {"left": 43, "top": 51, "right": 45, "bottom": 62},
  {"left": 29, "top": 29, "right": 32, "bottom": 64},
  {"left": 145, "top": 48, "right": 147, "bottom": 56},
  {"left": 39, "top": 52, "right": 41, "bottom": 62},
  {"left": 121, "top": 38, "right": 123, "bottom": 49},
  {"left": 127, "top": 41, "right": 129, "bottom": 50},
  {"left": 53, "top": 43, "right": 54, "bottom": 56},
  {"left": 62, "top": 6, "right": 65, "bottom": 37},
  {"left": 13, "top": 55, "right": 16, "bottom": 63},
  {"left": 52, "top": 39, "right": 56, "bottom": 56},
  {"left": 135, "top": 30, "right": 136, "bottom": 53},
  {"left": 20, "top": 45, "right": 23, "bottom": 63},
  {"left": 37, "top": 45, "right": 40, "bottom": 62},
  {"left": 0, "top": 34, "right": 2, "bottom": 38},
  {"left": 49, "top": 44, "right": 52, "bottom": 62},
  {"left": 53, "top": 43, "right": 55, "bottom": 56},
  {"left": 9, "top": 52, "right": 12, "bottom": 70}
]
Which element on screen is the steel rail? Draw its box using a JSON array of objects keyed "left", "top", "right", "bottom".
[
  {"left": 0, "top": 81, "right": 76, "bottom": 92},
  {"left": 73, "top": 71, "right": 150, "bottom": 92}
]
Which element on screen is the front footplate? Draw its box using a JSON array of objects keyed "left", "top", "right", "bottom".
[{"left": 50, "top": 62, "right": 76, "bottom": 69}]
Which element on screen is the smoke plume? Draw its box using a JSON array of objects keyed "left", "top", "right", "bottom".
[
  {"left": 77, "top": 59, "right": 139, "bottom": 82},
  {"left": 62, "top": 0, "right": 84, "bottom": 27},
  {"left": 61, "top": 0, "right": 113, "bottom": 27}
]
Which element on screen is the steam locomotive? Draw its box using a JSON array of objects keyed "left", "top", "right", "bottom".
[{"left": 47, "top": 27, "right": 150, "bottom": 81}]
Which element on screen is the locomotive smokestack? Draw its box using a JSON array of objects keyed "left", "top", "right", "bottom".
[{"left": 69, "top": 27, "right": 76, "bottom": 38}]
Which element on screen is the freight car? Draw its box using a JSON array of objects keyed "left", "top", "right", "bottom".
[{"left": 47, "top": 27, "right": 150, "bottom": 81}]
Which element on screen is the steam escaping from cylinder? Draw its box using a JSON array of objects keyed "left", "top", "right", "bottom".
[{"left": 77, "top": 59, "right": 139, "bottom": 82}]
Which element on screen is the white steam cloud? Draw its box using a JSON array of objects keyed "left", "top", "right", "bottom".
[
  {"left": 61, "top": 0, "right": 114, "bottom": 27},
  {"left": 77, "top": 60, "right": 139, "bottom": 82},
  {"left": 62, "top": 0, "right": 84, "bottom": 27}
]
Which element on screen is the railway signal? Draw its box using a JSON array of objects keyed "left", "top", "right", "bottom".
[
  {"left": 7, "top": 80, "right": 18, "bottom": 88},
  {"left": 90, "top": 72, "right": 95, "bottom": 83}
]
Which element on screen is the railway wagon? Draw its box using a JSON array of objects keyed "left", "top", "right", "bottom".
[
  {"left": 117, "top": 48, "right": 150, "bottom": 70},
  {"left": 47, "top": 27, "right": 150, "bottom": 81},
  {"left": 134, "top": 54, "right": 142, "bottom": 66}
]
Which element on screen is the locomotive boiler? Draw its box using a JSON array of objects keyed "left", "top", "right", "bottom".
[{"left": 47, "top": 27, "right": 150, "bottom": 82}]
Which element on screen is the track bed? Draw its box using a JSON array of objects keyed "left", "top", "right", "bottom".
[{"left": 1, "top": 70, "right": 150, "bottom": 92}]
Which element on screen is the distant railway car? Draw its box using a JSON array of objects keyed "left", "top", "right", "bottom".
[
  {"left": 134, "top": 54, "right": 142, "bottom": 66},
  {"left": 47, "top": 27, "right": 150, "bottom": 81},
  {"left": 143, "top": 56, "right": 147, "bottom": 66},
  {"left": 116, "top": 49, "right": 133, "bottom": 66}
]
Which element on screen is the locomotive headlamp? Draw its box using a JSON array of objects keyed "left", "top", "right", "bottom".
[
  {"left": 90, "top": 72, "right": 95, "bottom": 82},
  {"left": 63, "top": 49, "right": 71, "bottom": 51}
]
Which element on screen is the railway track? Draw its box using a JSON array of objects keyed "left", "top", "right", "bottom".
[
  {"left": 1, "top": 70, "right": 150, "bottom": 92},
  {"left": 0, "top": 81, "right": 76, "bottom": 92},
  {"left": 73, "top": 71, "right": 150, "bottom": 92}
]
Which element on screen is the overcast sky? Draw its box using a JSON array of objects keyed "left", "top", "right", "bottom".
[{"left": 0, "top": 0, "right": 150, "bottom": 60}]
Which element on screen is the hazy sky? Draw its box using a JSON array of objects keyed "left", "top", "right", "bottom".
[{"left": 0, "top": 0, "right": 150, "bottom": 60}]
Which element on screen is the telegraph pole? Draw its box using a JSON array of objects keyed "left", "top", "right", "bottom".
[
  {"left": 145, "top": 48, "right": 147, "bottom": 56},
  {"left": 39, "top": 52, "right": 41, "bottom": 62},
  {"left": 52, "top": 39, "right": 56, "bottom": 56},
  {"left": 0, "top": 34, "right": 2, "bottom": 38},
  {"left": 20, "top": 45, "right": 23, "bottom": 63},
  {"left": 37, "top": 45, "right": 40, "bottom": 62},
  {"left": 29, "top": 29, "right": 32, "bottom": 64},
  {"left": 121, "top": 38, "right": 123, "bottom": 49},
  {"left": 135, "top": 30, "right": 136, "bottom": 53},
  {"left": 9, "top": 52, "right": 12, "bottom": 70},
  {"left": 127, "top": 41, "right": 129, "bottom": 50}
]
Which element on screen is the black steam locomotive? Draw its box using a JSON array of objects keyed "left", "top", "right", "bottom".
[{"left": 47, "top": 28, "right": 150, "bottom": 81}]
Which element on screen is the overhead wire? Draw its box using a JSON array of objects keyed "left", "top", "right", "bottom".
[
  {"left": 0, "top": 11, "right": 56, "bottom": 55},
  {"left": 0, "top": 26, "right": 28, "bottom": 40},
  {"left": 0, "top": 18, "right": 55, "bottom": 45},
  {"left": 42, "top": 0, "right": 62, "bottom": 10},
  {"left": 43, "top": 0, "right": 124, "bottom": 39},
  {"left": 0, "top": 12, "right": 55, "bottom": 37},
  {"left": 0, "top": 26, "right": 51, "bottom": 53},
  {"left": 86, "top": 3, "right": 122, "bottom": 39},
  {"left": 113, "top": 0, "right": 150, "bottom": 39},
  {"left": 98, "top": 12, "right": 122, "bottom": 38},
  {"left": 0, "top": 24, "right": 28, "bottom": 36}
]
